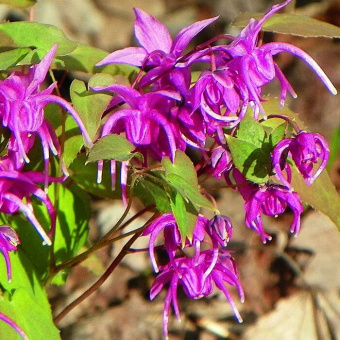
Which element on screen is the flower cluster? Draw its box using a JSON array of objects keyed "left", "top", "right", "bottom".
[
  {"left": 143, "top": 213, "right": 243, "bottom": 337},
  {"left": 92, "top": 0, "right": 335, "bottom": 335}
]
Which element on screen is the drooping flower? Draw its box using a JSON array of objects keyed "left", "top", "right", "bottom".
[
  {"left": 209, "top": 146, "right": 233, "bottom": 180},
  {"left": 150, "top": 249, "right": 243, "bottom": 338},
  {"left": 142, "top": 213, "right": 210, "bottom": 273},
  {"left": 0, "top": 225, "right": 20, "bottom": 282},
  {"left": 0, "top": 312, "right": 28, "bottom": 340},
  {"left": 243, "top": 183, "right": 304, "bottom": 242},
  {"left": 171, "top": 104, "right": 207, "bottom": 149},
  {"left": 217, "top": 0, "right": 337, "bottom": 118},
  {"left": 207, "top": 215, "right": 233, "bottom": 247},
  {"left": 272, "top": 131, "right": 329, "bottom": 188},
  {"left": 93, "top": 84, "right": 181, "bottom": 161},
  {"left": 192, "top": 70, "right": 243, "bottom": 130},
  {"left": 0, "top": 44, "right": 93, "bottom": 184},
  {"left": 0, "top": 154, "right": 58, "bottom": 245}
]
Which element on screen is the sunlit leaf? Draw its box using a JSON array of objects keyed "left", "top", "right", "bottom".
[
  {"left": 167, "top": 174, "right": 216, "bottom": 212},
  {"left": 0, "top": 47, "right": 31, "bottom": 70},
  {"left": 162, "top": 151, "right": 216, "bottom": 240},
  {"left": 292, "top": 168, "right": 340, "bottom": 232},
  {"left": 0, "top": 22, "right": 78, "bottom": 55},
  {"left": 162, "top": 150, "right": 198, "bottom": 187},
  {"left": 168, "top": 190, "right": 198, "bottom": 243},
  {"left": 51, "top": 183, "right": 90, "bottom": 285},
  {"left": 0, "top": 251, "right": 60, "bottom": 339},
  {"left": 226, "top": 135, "right": 270, "bottom": 183},
  {"left": 70, "top": 77, "right": 112, "bottom": 140},
  {"left": 237, "top": 118, "right": 266, "bottom": 148},
  {"left": 87, "top": 134, "right": 142, "bottom": 163},
  {"left": 56, "top": 44, "right": 138, "bottom": 76}
]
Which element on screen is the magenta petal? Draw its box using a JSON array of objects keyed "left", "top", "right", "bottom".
[
  {"left": 272, "top": 138, "right": 293, "bottom": 188},
  {"left": 0, "top": 312, "right": 28, "bottom": 340},
  {"left": 37, "top": 95, "right": 94, "bottom": 148},
  {"left": 91, "top": 84, "right": 141, "bottom": 108},
  {"left": 26, "top": 44, "right": 58, "bottom": 95},
  {"left": 0, "top": 226, "right": 19, "bottom": 282},
  {"left": 96, "top": 47, "right": 148, "bottom": 67},
  {"left": 171, "top": 16, "right": 219, "bottom": 56},
  {"left": 3, "top": 193, "right": 51, "bottom": 245},
  {"left": 264, "top": 42, "right": 337, "bottom": 95},
  {"left": 134, "top": 8, "right": 172, "bottom": 54}
]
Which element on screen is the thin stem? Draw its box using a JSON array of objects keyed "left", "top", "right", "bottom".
[
  {"left": 53, "top": 203, "right": 155, "bottom": 272},
  {"left": 53, "top": 226, "right": 145, "bottom": 324},
  {"left": 46, "top": 172, "right": 142, "bottom": 283},
  {"left": 100, "top": 226, "right": 146, "bottom": 248}
]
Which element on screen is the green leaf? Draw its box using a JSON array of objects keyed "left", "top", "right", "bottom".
[
  {"left": 0, "top": 22, "right": 78, "bottom": 55},
  {"left": 70, "top": 77, "right": 112, "bottom": 140},
  {"left": 328, "top": 127, "right": 340, "bottom": 170},
  {"left": 57, "top": 44, "right": 138, "bottom": 76},
  {"left": 168, "top": 191, "right": 198, "bottom": 243},
  {"left": 17, "top": 48, "right": 65, "bottom": 67},
  {"left": 0, "top": 288, "right": 60, "bottom": 339},
  {"left": 237, "top": 118, "right": 266, "bottom": 148},
  {"left": 0, "top": 48, "right": 31, "bottom": 70},
  {"left": 134, "top": 174, "right": 171, "bottom": 213},
  {"left": 292, "top": 169, "right": 340, "bottom": 232},
  {"left": 226, "top": 135, "right": 270, "bottom": 183},
  {"left": 69, "top": 154, "right": 121, "bottom": 199},
  {"left": 87, "top": 134, "right": 142, "bottom": 163},
  {"left": 269, "top": 122, "right": 287, "bottom": 148},
  {"left": 1, "top": 183, "right": 90, "bottom": 285},
  {"left": 162, "top": 150, "right": 198, "bottom": 187},
  {"left": 161, "top": 151, "right": 216, "bottom": 240},
  {"left": 0, "top": 0, "right": 36, "bottom": 9},
  {"left": 0, "top": 251, "right": 60, "bottom": 339},
  {"left": 233, "top": 12, "right": 340, "bottom": 38},
  {"left": 166, "top": 174, "right": 216, "bottom": 211},
  {"left": 162, "top": 151, "right": 216, "bottom": 211},
  {"left": 51, "top": 184, "right": 90, "bottom": 285},
  {"left": 44, "top": 103, "right": 84, "bottom": 169}
]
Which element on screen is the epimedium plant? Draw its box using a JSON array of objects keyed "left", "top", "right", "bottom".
[{"left": 0, "top": 0, "right": 340, "bottom": 338}]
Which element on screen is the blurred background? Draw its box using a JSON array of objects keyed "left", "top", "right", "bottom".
[{"left": 2, "top": 0, "right": 340, "bottom": 339}]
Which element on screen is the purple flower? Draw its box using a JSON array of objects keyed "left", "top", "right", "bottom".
[
  {"left": 93, "top": 84, "right": 181, "bottom": 161},
  {"left": 150, "top": 249, "right": 244, "bottom": 338},
  {"left": 0, "top": 44, "right": 93, "bottom": 184},
  {"left": 97, "top": 8, "right": 218, "bottom": 94},
  {"left": 192, "top": 69, "right": 243, "bottom": 129},
  {"left": 273, "top": 131, "right": 329, "bottom": 187},
  {"left": 209, "top": 146, "right": 232, "bottom": 180},
  {"left": 0, "top": 225, "right": 20, "bottom": 282},
  {"left": 142, "top": 213, "right": 210, "bottom": 273},
  {"left": 207, "top": 215, "right": 233, "bottom": 247},
  {"left": 243, "top": 183, "right": 304, "bottom": 242},
  {"left": 218, "top": 0, "right": 336, "bottom": 117},
  {"left": 0, "top": 155, "right": 58, "bottom": 245},
  {"left": 0, "top": 312, "right": 28, "bottom": 340},
  {"left": 97, "top": 8, "right": 217, "bottom": 69},
  {"left": 172, "top": 104, "right": 207, "bottom": 149}
]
